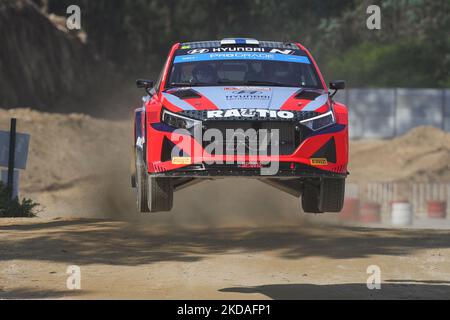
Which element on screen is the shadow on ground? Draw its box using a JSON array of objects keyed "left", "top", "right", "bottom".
[
  {"left": 1, "top": 219, "right": 450, "bottom": 266},
  {"left": 219, "top": 282, "right": 450, "bottom": 299},
  {"left": 0, "top": 287, "right": 88, "bottom": 300}
]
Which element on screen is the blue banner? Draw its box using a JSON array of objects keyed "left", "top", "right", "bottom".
[{"left": 174, "top": 52, "right": 311, "bottom": 64}]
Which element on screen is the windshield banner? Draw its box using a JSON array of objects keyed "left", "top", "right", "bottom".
[{"left": 174, "top": 52, "right": 311, "bottom": 64}]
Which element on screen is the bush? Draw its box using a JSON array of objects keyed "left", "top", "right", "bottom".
[
  {"left": 0, "top": 182, "right": 40, "bottom": 218},
  {"left": 324, "top": 38, "right": 450, "bottom": 88}
]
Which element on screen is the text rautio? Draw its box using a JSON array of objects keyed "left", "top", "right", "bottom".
[{"left": 207, "top": 109, "right": 294, "bottom": 119}]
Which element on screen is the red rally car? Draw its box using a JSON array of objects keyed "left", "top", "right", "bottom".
[{"left": 132, "top": 38, "right": 349, "bottom": 214}]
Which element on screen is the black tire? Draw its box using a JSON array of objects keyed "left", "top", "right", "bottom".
[
  {"left": 131, "top": 174, "right": 136, "bottom": 188},
  {"left": 319, "top": 178, "right": 345, "bottom": 212},
  {"left": 131, "top": 147, "right": 137, "bottom": 188},
  {"left": 302, "top": 178, "right": 346, "bottom": 213},
  {"left": 302, "top": 183, "right": 322, "bottom": 213},
  {"left": 135, "top": 151, "right": 150, "bottom": 213},
  {"left": 147, "top": 177, "right": 174, "bottom": 212}
]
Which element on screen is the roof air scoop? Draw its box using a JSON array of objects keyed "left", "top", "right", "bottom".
[{"left": 220, "top": 38, "right": 260, "bottom": 47}]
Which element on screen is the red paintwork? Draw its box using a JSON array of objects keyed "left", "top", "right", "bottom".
[
  {"left": 165, "top": 88, "right": 219, "bottom": 111},
  {"left": 134, "top": 41, "right": 349, "bottom": 175}
]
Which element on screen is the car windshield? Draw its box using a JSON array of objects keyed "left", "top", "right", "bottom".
[{"left": 167, "top": 49, "right": 322, "bottom": 89}]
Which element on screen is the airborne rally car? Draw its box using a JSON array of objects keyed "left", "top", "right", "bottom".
[{"left": 132, "top": 38, "right": 349, "bottom": 214}]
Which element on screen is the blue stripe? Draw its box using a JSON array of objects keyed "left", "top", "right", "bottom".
[
  {"left": 135, "top": 111, "right": 143, "bottom": 138},
  {"left": 304, "top": 124, "right": 346, "bottom": 139},
  {"left": 235, "top": 38, "right": 246, "bottom": 45},
  {"left": 174, "top": 52, "right": 311, "bottom": 64},
  {"left": 151, "top": 123, "right": 176, "bottom": 133}
]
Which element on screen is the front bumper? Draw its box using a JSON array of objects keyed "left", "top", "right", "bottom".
[
  {"left": 146, "top": 110, "right": 349, "bottom": 177},
  {"left": 150, "top": 162, "right": 348, "bottom": 178}
]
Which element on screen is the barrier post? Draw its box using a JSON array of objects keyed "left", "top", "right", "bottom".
[{"left": 7, "top": 118, "right": 17, "bottom": 200}]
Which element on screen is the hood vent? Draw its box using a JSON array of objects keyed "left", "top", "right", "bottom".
[
  {"left": 170, "top": 89, "right": 202, "bottom": 100},
  {"left": 295, "top": 89, "right": 324, "bottom": 100}
]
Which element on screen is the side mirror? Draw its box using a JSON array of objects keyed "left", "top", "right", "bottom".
[
  {"left": 329, "top": 80, "right": 346, "bottom": 91},
  {"left": 136, "top": 79, "right": 154, "bottom": 96},
  {"left": 329, "top": 80, "right": 346, "bottom": 98},
  {"left": 136, "top": 79, "right": 154, "bottom": 89}
]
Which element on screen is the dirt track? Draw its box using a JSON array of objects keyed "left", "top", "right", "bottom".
[{"left": 1, "top": 218, "right": 450, "bottom": 299}]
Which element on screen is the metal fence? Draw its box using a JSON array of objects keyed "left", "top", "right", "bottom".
[
  {"left": 334, "top": 88, "right": 450, "bottom": 139},
  {"left": 346, "top": 182, "right": 450, "bottom": 218}
]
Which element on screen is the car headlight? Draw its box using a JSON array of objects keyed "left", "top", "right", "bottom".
[
  {"left": 300, "top": 110, "right": 335, "bottom": 131},
  {"left": 162, "top": 109, "right": 201, "bottom": 130}
]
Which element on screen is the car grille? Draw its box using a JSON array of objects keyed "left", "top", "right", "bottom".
[{"left": 202, "top": 121, "right": 300, "bottom": 156}]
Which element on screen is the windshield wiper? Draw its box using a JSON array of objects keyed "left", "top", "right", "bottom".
[
  {"left": 216, "top": 79, "right": 245, "bottom": 85},
  {"left": 244, "top": 80, "right": 292, "bottom": 87},
  {"left": 168, "top": 82, "right": 209, "bottom": 87},
  {"left": 217, "top": 79, "right": 294, "bottom": 87},
  {"left": 170, "top": 80, "right": 297, "bottom": 87}
]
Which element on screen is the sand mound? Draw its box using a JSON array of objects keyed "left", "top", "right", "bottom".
[
  {"left": 349, "top": 126, "right": 450, "bottom": 183},
  {"left": 0, "top": 108, "right": 129, "bottom": 192}
]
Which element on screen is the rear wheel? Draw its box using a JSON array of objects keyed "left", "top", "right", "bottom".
[
  {"left": 302, "top": 178, "right": 345, "bottom": 213},
  {"left": 147, "top": 177, "right": 174, "bottom": 212}
]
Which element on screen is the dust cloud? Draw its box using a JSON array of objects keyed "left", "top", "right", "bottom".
[{"left": 0, "top": 108, "right": 306, "bottom": 229}]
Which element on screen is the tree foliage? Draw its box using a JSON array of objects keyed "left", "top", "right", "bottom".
[{"left": 45, "top": 0, "right": 450, "bottom": 87}]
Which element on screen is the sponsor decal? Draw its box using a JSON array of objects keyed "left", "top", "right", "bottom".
[
  {"left": 186, "top": 47, "right": 295, "bottom": 54},
  {"left": 269, "top": 49, "right": 295, "bottom": 55},
  {"left": 181, "top": 45, "right": 191, "bottom": 49},
  {"left": 225, "top": 88, "right": 271, "bottom": 101},
  {"left": 207, "top": 109, "right": 294, "bottom": 119},
  {"left": 187, "top": 48, "right": 210, "bottom": 54},
  {"left": 310, "top": 158, "right": 328, "bottom": 166},
  {"left": 172, "top": 156, "right": 192, "bottom": 165},
  {"left": 174, "top": 52, "right": 311, "bottom": 64},
  {"left": 223, "top": 87, "right": 271, "bottom": 91}
]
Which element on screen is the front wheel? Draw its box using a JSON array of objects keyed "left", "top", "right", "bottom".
[
  {"left": 147, "top": 176, "right": 174, "bottom": 213},
  {"left": 135, "top": 151, "right": 150, "bottom": 213},
  {"left": 301, "top": 178, "right": 346, "bottom": 213}
]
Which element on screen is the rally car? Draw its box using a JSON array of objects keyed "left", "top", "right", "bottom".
[{"left": 132, "top": 38, "right": 349, "bottom": 214}]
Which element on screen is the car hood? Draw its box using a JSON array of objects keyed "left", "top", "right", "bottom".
[{"left": 162, "top": 86, "right": 330, "bottom": 113}]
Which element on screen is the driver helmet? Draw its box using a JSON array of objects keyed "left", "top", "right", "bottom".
[
  {"left": 272, "top": 62, "right": 291, "bottom": 78},
  {"left": 192, "top": 64, "right": 217, "bottom": 83}
]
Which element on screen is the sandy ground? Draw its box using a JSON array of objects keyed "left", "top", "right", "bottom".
[
  {"left": 1, "top": 217, "right": 450, "bottom": 300},
  {"left": 1, "top": 108, "right": 450, "bottom": 299}
]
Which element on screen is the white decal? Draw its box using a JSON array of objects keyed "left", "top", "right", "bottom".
[
  {"left": 206, "top": 110, "right": 223, "bottom": 118},
  {"left": 277, "top": 111, "right": 294, "bottom": 119},
  {"left": 224, "top": 109, "right": 242, "bottom": 118},
  {"left": 212, "top": 47, "right": 265, "bottom": 52},
  {"left": 270, "top": 49, "right": 294, "bottom": 55},
  {"left": 187, "top": 49, "right": 210, "bottom": 54},
  {"left": 207, "top": 109, "right": 294, "bottom": 119}
]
